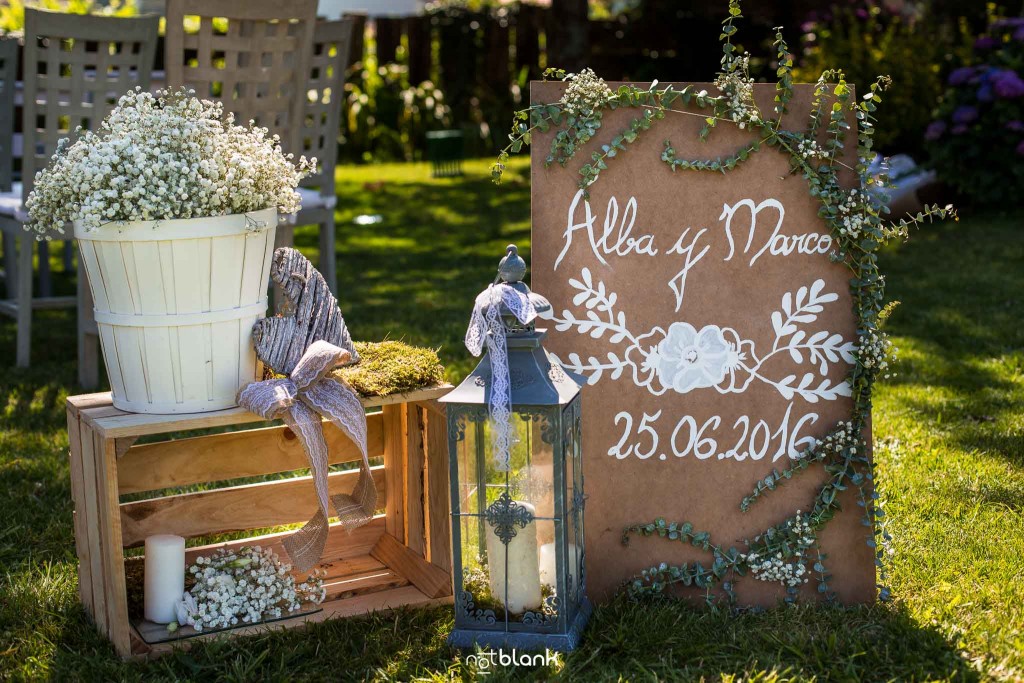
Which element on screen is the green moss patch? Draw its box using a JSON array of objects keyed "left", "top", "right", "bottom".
[{"left": 335, "top": 341, "right": 445, "bottom": 397}]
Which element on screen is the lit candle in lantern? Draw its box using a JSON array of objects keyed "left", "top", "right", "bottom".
[
  {"left": 485, "top": 500, "right": 542, "bottom": 613},
  {"left": 144, "top": 534, "right": 185, "bottom": 624}
]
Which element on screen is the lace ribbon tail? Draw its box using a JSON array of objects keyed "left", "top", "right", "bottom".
[
  {"left": 306, "top": 378, "right": 377, "bottom": 529},
  {"left": 236, "top": 342, "right": 372, "bottom": 573},
  {"left": 290, "top": 340, "right": 352, "bottom": 389},
  {"left": 463, "top": 284, "right": 538, "bottom": 472},
  {"left": 464, "top": 295, "right": 489, "bottom": 357},
  {"left": 280, "top": 402, "right": 333, "bottom": 572},
  {"left": 281, "top": 508, "right": 330, "bottom": 575}
]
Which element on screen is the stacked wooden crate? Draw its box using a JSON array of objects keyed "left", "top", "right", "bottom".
[{"left": 65, "top": 387, "right": 452, "bottom": 658}]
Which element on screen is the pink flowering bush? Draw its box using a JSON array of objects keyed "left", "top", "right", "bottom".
[{"left": 926, "top": 17, "right": 1024, "bottom": 205}]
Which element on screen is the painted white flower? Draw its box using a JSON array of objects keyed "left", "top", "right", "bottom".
[
  {"left": 214, "top": 573, "right": 237, "bottom": 594},
  {"left": 651, "top": 323, "right": 737, "bottom": 393},
  {"left": 624, "top": 328, "right": 668, "bottom": 395}
]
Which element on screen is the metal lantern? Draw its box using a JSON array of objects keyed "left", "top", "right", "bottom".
[{"left": 440, "top": 245, "right": 590, "bottom": 651}]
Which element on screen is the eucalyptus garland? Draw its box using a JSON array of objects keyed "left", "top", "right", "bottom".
[{"left": 492, "top": 0, "right": 956, "bottom": 605}]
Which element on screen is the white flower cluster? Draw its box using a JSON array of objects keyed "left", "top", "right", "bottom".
[
  {"left": 560, "top": 68, "right": 614, "bottom": 116},
  {"left": 795, "top": 137, "right": 829, "bottom": 161},
  {"left": 857, "top": 330, "right": 897, "bottom": 378},
  {"left": 835, "top": 188, "right": 868, "bottom": 239},
  {"left": 26, "top": 88, "right": 315, "bottom": 237},
  {"left": 814, "top": 419, "right": 862, "bottom": 457},
  {"left": 173, "top": 546, "right": 325, "bottom": 633},
  {"left": 743, "top": 513, "right": 815, "bottom": 588},
  {"left": 714, "top": 54, "right": 760, "bottom": 129}
]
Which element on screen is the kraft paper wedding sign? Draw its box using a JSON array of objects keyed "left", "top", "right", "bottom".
[{"left": 530, "top": 81, "right": 874, "bottom": 605}]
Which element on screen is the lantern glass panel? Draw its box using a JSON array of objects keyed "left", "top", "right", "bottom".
[
  {"left": 453, "top": 416, "right": 484, "bottom": 515},
  {"left": 563, "top": 397, "right": 585, "bottom": 617},
  {"left": 453, "top": 413, "right": 555, "bottom": 517},
  {"left": 454, "top": 410, "right": 560, "bottom": 626}
]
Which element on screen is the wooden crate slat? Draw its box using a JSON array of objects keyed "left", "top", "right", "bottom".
[
  {"left": 183, "top": 516, "right": 387, "bottom": 567},
  {"left": 120, "top": 466, "right": 387, "bottom": 547},
  {"left": 423, "top": 405, "right": 452, "bottom": 572},
  {"left": 316, "top": 584, "right": 450, "bottom": 620},
  {"left": 94, "top": 430, "right": 132, "bottom": 656},
  {"left": 382, "top": 404, "right": 406, "bottom": 540},
  {"left": 66, "top": 408, "right": 95, "bottom": 617},
  {"left": 67, "top": 393, "right": 116, "bottom": 414},
  {"left": 320, "top": 553, "right": 387, "bottom": 581},
  {"left": 82, "top": 405, "right": 126, "bottom": 422},
  {"left": 117, "top": 413, "right": 385, "bottom": 494},
  {"left": 405, "top": 405, "right": 426, "bottom": 556},
  {"left": 72, "top": 387, "right": 451, "bottom": 439},
  {"left": 415, "top": 398, "right": 445, "bottom": 419},
  {"left": 323, "top": 568, "right": 409, "bottom": 601},
  {"left": 370, "top": 532, "right": 451, "bottom": 599},
  {"left": 78, "top": 421, "right": 108, "bottom": 636}
]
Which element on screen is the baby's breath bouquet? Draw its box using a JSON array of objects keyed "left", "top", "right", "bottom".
[
  {"left": 25, "top": 88, "right": 315, "bottom": 237},
  {"left": 173, "top": 546, "right": 325, "bottom": 633}
]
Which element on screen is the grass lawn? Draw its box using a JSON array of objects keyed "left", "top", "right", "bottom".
[{"left": 0, "top": 158, "right": 1021, "bottom": 681}]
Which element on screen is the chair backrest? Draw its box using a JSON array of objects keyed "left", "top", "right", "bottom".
[
  {"left": 299, "top": 17, "right": 355, "bottom": 195},
  {"left": 21, "top": 9, "right": 159, "bottom": 201},
  {"left": 0, "top": 36, "right": 18, "bottom": 193},
  {"left": 164, "top": 0, "right": 318, "bottom": 156}
]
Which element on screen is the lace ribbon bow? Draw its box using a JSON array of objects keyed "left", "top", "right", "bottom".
[
  {"left": 237, "top": 340, "right": 374, "bottom": 572},
  {"left": 465, "top": 283, "right": 536, "bottom": 471}
]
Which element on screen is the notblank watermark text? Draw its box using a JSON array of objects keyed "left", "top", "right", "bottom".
[{"left": 464, "top": 648, "right": 560, "bottom": 674}]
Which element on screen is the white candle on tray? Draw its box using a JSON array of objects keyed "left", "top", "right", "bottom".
[
  {"left": 539, "top": 542, "right": 579, "bottom": 588},
  {"left": 144, "top": 534, "right": 186, "bottom": 624},
  {"left": 485, "top": 500, "right": 542, "bottom": 614}
]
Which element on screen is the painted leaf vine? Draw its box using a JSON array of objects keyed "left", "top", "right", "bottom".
[{"left": 542, "top": 273, "right": 854, "bottom": 404}]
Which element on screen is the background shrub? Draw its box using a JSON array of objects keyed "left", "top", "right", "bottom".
[
  {"left": 794, "top": 0, "right": 972, "bottom": 157},
  {"left": 925, "top": 17, "right": 1024, "bottom": 206}
]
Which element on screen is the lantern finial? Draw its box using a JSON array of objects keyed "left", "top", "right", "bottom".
[{"left": 495, "top": 244, "right": 527, "bottom": 284}]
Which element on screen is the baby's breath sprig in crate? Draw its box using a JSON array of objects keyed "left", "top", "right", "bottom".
[
  {"left": 171, "top": 546, "right": 325, "bottom": 634},
  {"left": 494, "top": 0, "right": 957, "bottom": 605}
]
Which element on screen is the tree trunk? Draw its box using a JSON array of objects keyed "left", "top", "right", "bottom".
[{"left": 547, "top": 0, "right": 590, "bottom": 72}]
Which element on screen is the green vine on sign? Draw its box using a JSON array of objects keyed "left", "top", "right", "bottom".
[{"left": 492, "top": 0, "right": 956, "bottom": 605}]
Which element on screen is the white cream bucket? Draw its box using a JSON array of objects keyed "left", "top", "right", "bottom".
[{"left": 75, "top": 208, "right": 277, "bottom": 413}]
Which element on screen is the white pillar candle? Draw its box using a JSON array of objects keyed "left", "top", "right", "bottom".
[
  {"left": 484, "top": 501, "right": 542, "bottom": 613},
  {"left": 539, "top": 542, "right": 579, "bottom": 588},
  {"left": 144, "top": 534, "right": 186, "bottom": 624}
]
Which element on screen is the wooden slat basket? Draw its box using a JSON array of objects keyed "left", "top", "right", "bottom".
[
  {"left": 66, "top": 386, "right": 453, "bottom": 659},
  {"left": 74, "top": 209, "right": 278, "bottom": 414}
]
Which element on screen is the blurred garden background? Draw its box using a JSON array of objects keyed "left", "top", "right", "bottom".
[
  {"left": 1, "top": 0, "right": 1020, "bottom": 201},
  {"left": 1, "top": 0, "right": 1023, "bottom": 680}
]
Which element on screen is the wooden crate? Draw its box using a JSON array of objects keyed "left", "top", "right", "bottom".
[{"left": 66, "top": 386, "right": 454, "bottom": 658}]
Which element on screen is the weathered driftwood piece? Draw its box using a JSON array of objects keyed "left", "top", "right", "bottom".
[{"left": 252, "top": 247, "right": 359, "bottom": 375}]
